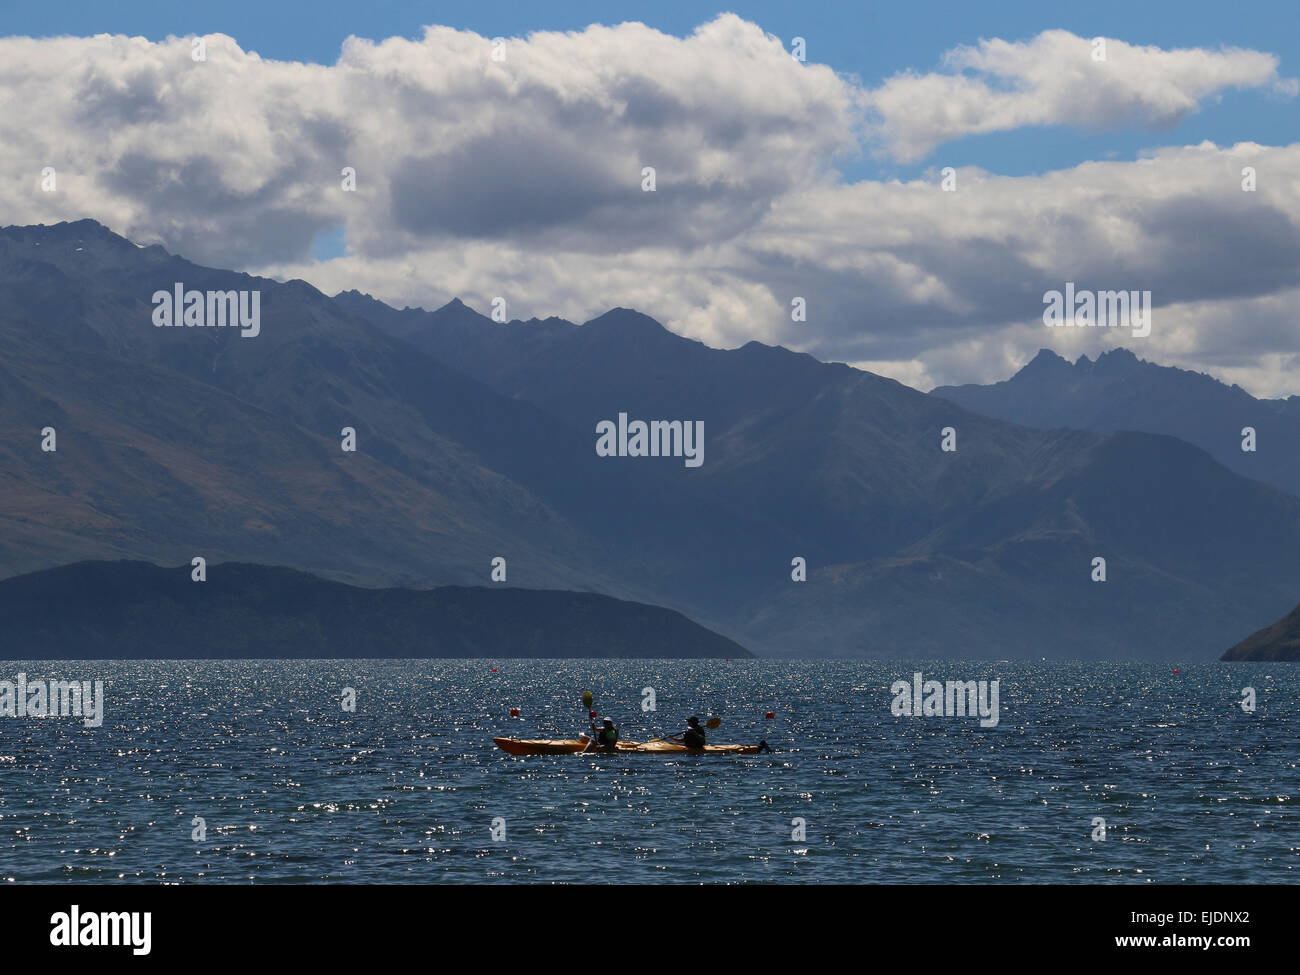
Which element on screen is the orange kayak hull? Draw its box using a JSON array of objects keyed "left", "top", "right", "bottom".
[{"left": 493, "top": 737, "right": 594, "bottom": 755}]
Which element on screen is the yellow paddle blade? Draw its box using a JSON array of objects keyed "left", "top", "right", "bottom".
[{"left": 705, "top": 717, "right": 722, "bottom": 729}]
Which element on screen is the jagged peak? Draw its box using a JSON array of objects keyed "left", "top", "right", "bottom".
[
  {"left": 3, "top": 218, "right": 123, "bottom": 243},
  {"left": 583, "top": 307, "right": 669, "bottom": 333},
  {"left": 1096, "top": 347, "right": 1141, "bottom": 366},
  {"left": 432, "top": 297, "right": 492, "bottom": 321},
  {"left": 1016, "top": 349, "right": 1071, "bottom": 376}
]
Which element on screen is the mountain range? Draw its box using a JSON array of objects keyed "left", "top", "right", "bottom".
[
  {"left": 933, "top": 348, "right": 1300, "bottom": 496},
  {"left": 3, "top": 219, "right": 1299, "bottom": 659}
]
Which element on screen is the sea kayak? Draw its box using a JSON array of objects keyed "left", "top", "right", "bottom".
[{"left": 494, "top": 736, "right": 764, "bottom": 755}]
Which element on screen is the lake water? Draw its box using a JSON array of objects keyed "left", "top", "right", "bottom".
[{"left": 0, "top": 660, "right": 1295, "bottom": 883}]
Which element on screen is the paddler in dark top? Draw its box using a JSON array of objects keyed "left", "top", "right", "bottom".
[
  {"left": 589, "top": 717, "right": 619, "bottom": 750},
  {"left": 669, "top": 716, "right": 706, "bottom": 749}
]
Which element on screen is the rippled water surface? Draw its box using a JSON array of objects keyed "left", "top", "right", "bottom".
[{"left": 0, "top": 660, "right": 1296, "bottom": 883}]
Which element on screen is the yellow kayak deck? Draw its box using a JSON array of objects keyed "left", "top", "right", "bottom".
[{"left": 494, "top": 736, "right": 762, "bottom": 756}]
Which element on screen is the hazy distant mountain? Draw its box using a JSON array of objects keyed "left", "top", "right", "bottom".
[
  {"left": 932, "top": 348, "right": 1300, "bottom": 496},
  {"left": 338, "top": 289, "right": 1300, "bottom": 660},
  {"left": 0, "top": 561, "right": 751, "bottom": 659},
  {"left": 6, "top": 220, "right": 1300, "bottom": 659},
  {"left": 1222, "top": 601, "right": 1300, "bottom": 661}
]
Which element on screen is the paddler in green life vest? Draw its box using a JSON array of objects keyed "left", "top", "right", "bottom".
[{"left": 589, "top": 717, "right": 619, "bottom": 750}]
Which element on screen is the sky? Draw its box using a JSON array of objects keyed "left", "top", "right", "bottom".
[{"left": 3, "top": 0, "right": 1299, "bottom": 395}]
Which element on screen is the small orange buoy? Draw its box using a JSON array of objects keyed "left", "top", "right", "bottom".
[
  {"left": 765, "top": 712, "right": 775, "bottom": 720},
  {"left": 509, "top": 707, "right": 520, "bottom": 717},
  {"left": 491, "top": 667, "right": 498, "bottom": 673}
]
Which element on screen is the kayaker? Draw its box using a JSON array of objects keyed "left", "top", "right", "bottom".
[
  {"left": 589, "top": 717, "right": 619, "bottom": 750},
  {"left": 669, "top": 716, "right": 707, "bottom": 749}
]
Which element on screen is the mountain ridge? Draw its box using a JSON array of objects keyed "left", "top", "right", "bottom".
[
  {"left": 932, "top": 347, "right": 1300, "bottom": 496},
  {"left": 5, "top": 220, "right": 1300, "bottom": 659},
  {"left": 0, "top": 560, "right": 752, "bottom": 659}
]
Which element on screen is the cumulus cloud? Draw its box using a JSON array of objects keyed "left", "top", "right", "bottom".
[
  {"left": 0, "top": 17, "right": 855, "bottom": 267},
  {"left": 743, "top": 142, "right": 1300, "bottom": 344},
  {"left": 263, "top": 140, "right": 1300, "bottom": 396},
  {"left": 2, "top": 19, "right": 1300, "bottom": 396},
  {"left": 864, "top": 30, "right": 1297, "bottom": 162}
]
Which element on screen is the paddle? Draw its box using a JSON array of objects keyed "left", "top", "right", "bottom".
[
  {"left": 648, "top": 716, "right": 721, "bottom": 743},
  {"left": 580, "top": 691, "right": 595, "bottom": 752}
]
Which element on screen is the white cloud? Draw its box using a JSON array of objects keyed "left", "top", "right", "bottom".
[
  {"left": 736, "top": 141, "right": 1300, "bottom": 394},
  {"left": 2, "top": 20, "right": 1300, "bottom": 397},
  {"left": 864, "top": 29, "right": 1296, "bottom": 162},
  {"left": 0, "top": 17, "right": 855, "bottom": 267}
]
